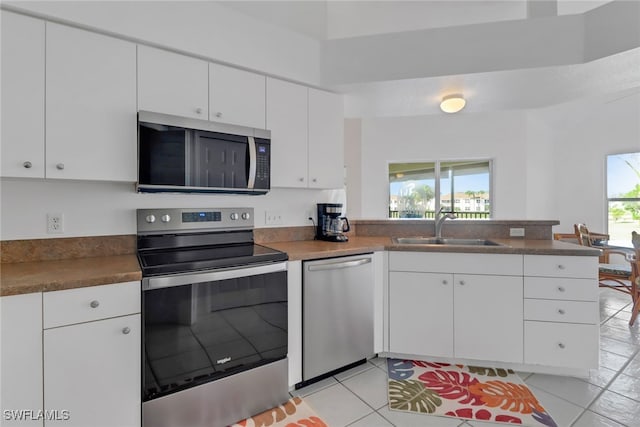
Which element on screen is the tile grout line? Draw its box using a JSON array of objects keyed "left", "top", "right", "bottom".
[{"left": 569, "top": 344, "right": 640, "bottom": 427}]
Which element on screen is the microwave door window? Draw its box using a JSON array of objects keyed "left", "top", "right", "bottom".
[
  {"left": 139, "top": 126, "right": 187, "bottom": 186},
  {"left": 195, "top": 133, "right": 248, "bottom": 189}
]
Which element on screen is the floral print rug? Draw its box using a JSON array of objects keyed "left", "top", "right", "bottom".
[
  {"left": 230, "top": 396, "right": 328, "bottom": 427},
  {"left": 388, "top": 359, "right": 558, "bottom": 426}
]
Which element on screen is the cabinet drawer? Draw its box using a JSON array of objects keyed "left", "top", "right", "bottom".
[
  {"left": 389, "top": 252, "right": 522, "bottom": 276},
  {"left": 524, "top": 299, "right": 598, "bottom": 324},
  {"left": 524, "top": 277, "right": 598, "bottom": 301},
  {"left": 524, "top": 255, "right": 597, "bottom": 279},
  {"left": 44, "top": 281, "right": 140, "bottom": 328},
  {"left": 524, "top": 321, "right": 599, "bottom": 369}
]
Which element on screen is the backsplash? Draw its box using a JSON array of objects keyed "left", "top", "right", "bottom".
[
  {"left": 1, "top": 235, "right": 136, "bottom": 263},
  {"left": 353, "top": 219, "right": 558, "bottom": 240}
]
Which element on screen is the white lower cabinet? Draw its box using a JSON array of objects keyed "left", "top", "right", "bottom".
[
  {"left": 524, "top": 322, "right": 598, "bottom": 368},
  {"left": 523, "top": 255, "right": 599, "bottom": 370},
  {"left": 454, "top": 274, "right": 523, "bottom": 363},
  {"left": 389, "top": 272, "right": 453, "bottom": 357},
  {"left": 388, "top": 252, "right": 523, "bottom": 364},
  {"left": 42, "top": 282, "right": 141, "bottom": 426},
  {"left": 1, "top": 293, "right": 43, "bottom": 427},
  {"left": 43, "top": 315, "right": 140, "bottom": 426}
]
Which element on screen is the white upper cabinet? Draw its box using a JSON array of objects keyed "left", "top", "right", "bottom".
[
  {"left": 1, "top": 11, "right": 45, "bottom": 179},
  {"left": 267, "top": 78, "right": 309, "bottom": 188},
  {"left": 308, "top": 88, "right": 344, "bottom": 189},
  {"left": 138, "top": 46, "right": 208, "bottom": 119},
  {"left": 267, "top": 78, "right": 345, "bottom": 189},
  {"left": 46, "top": 23, "right": 137, "bottom": 181},
  {"left": 209, "top": 63, "right": 265, "bottom": 129}
]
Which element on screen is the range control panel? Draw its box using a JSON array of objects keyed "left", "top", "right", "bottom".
[{"left": 137, "top": 208, "right": 254, "bottom": 234}]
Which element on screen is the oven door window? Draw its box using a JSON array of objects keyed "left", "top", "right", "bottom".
[{"left": 143, "top": 270, "right": 287, "bottom": 401}]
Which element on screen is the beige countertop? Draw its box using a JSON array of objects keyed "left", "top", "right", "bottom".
[{"left": 1, "top": 236, "right": 599, "bottom": 297}]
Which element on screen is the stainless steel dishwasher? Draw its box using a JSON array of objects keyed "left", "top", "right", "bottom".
[{"left": 302, "top": 253, "right": 374, "bottom": 383}]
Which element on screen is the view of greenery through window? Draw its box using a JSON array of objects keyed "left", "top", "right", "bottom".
[
  {"left": 607, "top": 152, "right": 640, "bottom": 244},
  {"left": 389, "top": 160, "right": 491, "bottom": 219}
]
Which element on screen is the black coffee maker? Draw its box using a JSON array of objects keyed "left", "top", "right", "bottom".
[{"left": 316, "top": 203, "right": 350, "bottom": 242}]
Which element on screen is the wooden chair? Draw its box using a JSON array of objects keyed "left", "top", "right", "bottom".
[{"left": 575, "top": 224, "right": 638, "bottom": 325}]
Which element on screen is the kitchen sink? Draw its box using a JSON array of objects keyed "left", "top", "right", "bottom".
[{"left": 393, "top": 237, "right": 505, "bottom": 246}]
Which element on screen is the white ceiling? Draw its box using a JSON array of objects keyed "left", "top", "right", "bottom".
[
  {"left": 218, "top": 0, "right": 635, "bottom": 117},
  {"left": 220, "top": 0, "right": 615, "bottom": 40}
]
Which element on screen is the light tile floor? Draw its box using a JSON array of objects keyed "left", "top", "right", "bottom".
[{"left": 291, "top": 288, "right": 640, "bottom": 427}]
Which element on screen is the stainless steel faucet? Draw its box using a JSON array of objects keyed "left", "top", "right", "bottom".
[{"left": 434, "top": 207, "right": 456, "bottom": 239}]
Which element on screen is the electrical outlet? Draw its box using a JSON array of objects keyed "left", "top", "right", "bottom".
[
  {"left": 265, "top": 211, "right": 283, "bottom": 225},
  {"left": 509, "top": 227, "right": 525, "bottom": 237},
  {"left": 47, "top": 213, "right": 64, "bottom": 234}
]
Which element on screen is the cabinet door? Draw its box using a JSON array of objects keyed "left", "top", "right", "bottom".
[
  {"left": 1, "top": 293, "right": 43, "bottom": 426},
  {"left": 454, "top": 274, "right": 523, "bottom": 363},
  {"left": 389, "top": 272, "right": 453, "bottom": 358},
  {"left": 308, "top": 88, "right": 344, "bottom": 189},
  {"left": 44, "top": 314, "right": 141, "bottom": 427},
  {"left": 138, "top": 45, "right": 208, "bottom": 119},
  {"left": 210, "top": 63, "right": 265, "bottom": 129},
  {"left": 46, "top": 23, "right": 136, "bottom": 181},
  {"left": 1, "top": 11, "right": 45, "bottom": 178},
  {"left": 266, "top": 78, "right": 308, "bottom": 188}
]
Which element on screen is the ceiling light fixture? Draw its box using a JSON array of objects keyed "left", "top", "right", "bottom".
[{"left": 440, "top": 94, "right": 466, "bottom": 113}]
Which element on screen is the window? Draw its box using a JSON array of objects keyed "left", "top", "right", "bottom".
[
  {"left": 607, "top": 152, "right": 640, "bottom": 243},
  {"left": 389, "top": 160, "right": 492, "bottom": 219}
]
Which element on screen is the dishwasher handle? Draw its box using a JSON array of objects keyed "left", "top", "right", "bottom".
[{"left": 307, "top": 257, "right": 371, "bottom": 272}]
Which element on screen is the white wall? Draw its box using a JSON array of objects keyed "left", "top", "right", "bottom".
[
  {"left": 548, "top": 91, "right": 640, "bottom": 233},
  {"left": 0, "top": 179, "right": 344, "bottom": 240},
  {"left": 344, "top": 119, "right": 363, "bottom": 218},
  {"left": 4, "top": 1, "right": 322, "bottom": 85},
  {"left": 525, "top": 113, "right": 556, "bottom": 219},
  {"left": 358, "top": 111, "right": 529, "bottom": 219}
]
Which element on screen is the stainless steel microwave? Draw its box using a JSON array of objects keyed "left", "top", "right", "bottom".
[{"left": 137, "top": 111, "right": 271, "bottom": 195}]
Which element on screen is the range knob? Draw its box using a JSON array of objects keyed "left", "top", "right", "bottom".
[
  {"left": 161, "top": 214, "right": 171, "bottom": 223},
  {"left": 241, "top": 212, "right": 251, "bottom": 220},
  {"left": 230, "top": 212, "right": 239, "bottom": 220},
  {"left": 145, "top": 215, "right": 156, "bottom": 224}
]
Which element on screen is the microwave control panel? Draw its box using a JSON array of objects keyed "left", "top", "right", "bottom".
[{"left": 254, "top": 139, "right": 270, "bottom": 190}]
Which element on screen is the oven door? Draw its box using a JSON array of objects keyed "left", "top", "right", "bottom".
[{"left": 142, "top": 262, "right": 287, "bottom": 402}]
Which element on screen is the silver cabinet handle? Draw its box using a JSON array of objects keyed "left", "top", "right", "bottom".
[
  {"left": 122, "top": 327, "right": 131, "bottom": 335},
  {"left": 442, "top": 280, "right": 448, "bottom": 285},
  {"left": 558, "top": 309, "right": 565, "bottom": 315},
  {"left": 298, "top": 177, "right": 304, "bottom": 182},
  {"left": 56, "top": 163, "right": 65, "bottom": 170},
  {"left": 459, "top": 280, "right": 466, "bottom": 286},
  {"left": 23, "top": 161, "right": 33, "bottom": 169},
  {"left": 557, "top": 286, "right": 565, "bottom": 292},
  {"left": 196, "top": 108, "right": 203, "bottom": 115},
  {"left": 215, "top": 112, "right": 222, "bottom": 118},
  {"left": 558, "top": 343, "right": 566, "bottom": 349},
  {"left": 90, "top": 300, "right": 100, "bottom": 308},
  {"left": 557, "top": 264, "right": 565, "bottom": 270},
  {"left": 312, "top": 178, "right": 317, "bottom": 183}
]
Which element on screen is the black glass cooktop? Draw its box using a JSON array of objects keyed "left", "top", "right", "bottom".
[{"left": 138, "top": 242, "right": 288, "bottom": 276}]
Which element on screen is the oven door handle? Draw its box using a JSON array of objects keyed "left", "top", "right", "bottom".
[{"left": 143, "top": 262, "right": 287, "bottom": 291}]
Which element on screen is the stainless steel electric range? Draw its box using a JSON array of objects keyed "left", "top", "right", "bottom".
[{"left": 137, "top": 207, "right": 289, "bottom": 427}]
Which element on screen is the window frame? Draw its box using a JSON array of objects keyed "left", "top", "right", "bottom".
[
  {"left": 605, "top": 150, "right": 640, "bottom": 237},
  {"left": 387, "top": 158, "right": 494, "bottom": 219}
]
